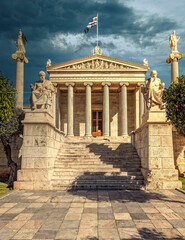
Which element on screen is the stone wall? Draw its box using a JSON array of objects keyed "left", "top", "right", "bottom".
[
  {"left": 132, "top": 115, "right": 181, "bottom": 189},
  {"left": 14, "top": 110, "right": 65, "bottom": 190},
  {"left": 0, "top": 136, "right": 23, "bottom": 178},
  {"left": 60, "top": 91, "right": 135, "bottom": 136},
  {"left": 173, "top": 130, "right": 185, "bottom": 175}
]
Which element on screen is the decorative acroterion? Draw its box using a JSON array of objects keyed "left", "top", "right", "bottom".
[
  {"left": 46, "top": 59, "right": 51, "bottom": 67},
  {"left": 93, "top": 45, "right": 102, "bottom": 55},
  {"left": 143, "top": 58, "right": 148, "bottom": 66}
]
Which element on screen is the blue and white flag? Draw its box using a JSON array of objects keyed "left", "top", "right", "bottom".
[{"left": 84, "top": 16, "right": 97, "bottom": 33}]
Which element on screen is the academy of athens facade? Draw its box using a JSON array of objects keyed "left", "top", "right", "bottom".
[
  {"left": 0, "top": 30, "right": 185, "bottom": 190},
  {"left": 46, "top": 46, "right": 148, "bottom": 137}
]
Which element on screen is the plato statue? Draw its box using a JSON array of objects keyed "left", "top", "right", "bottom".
[
  {"left": 144, "top": 70, "right": 165, "bottom": 109},
  {"left": 30, "top": 71, "right": 57, "bottom": 110},
  {"left": 169, "top": 31, "right": 180, "bottom": 52}
]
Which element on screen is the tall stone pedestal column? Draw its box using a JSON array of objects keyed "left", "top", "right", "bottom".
[
  {"left": 133, "top": 107, "right": 182, "bottom": 189},
  {"left": 14, "top": 110, "right": 64, "bottom": 190}
]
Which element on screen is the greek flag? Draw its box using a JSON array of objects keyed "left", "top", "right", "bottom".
[{"left": 84, "top": 16, "right": 97, "bottom": 33}]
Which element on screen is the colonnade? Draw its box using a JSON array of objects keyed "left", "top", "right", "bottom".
[{"left": 64, "top": 82, "right": 144, "bottom": 137}]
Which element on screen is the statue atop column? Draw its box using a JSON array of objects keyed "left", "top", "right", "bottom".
[
  {"left": 169, "top": 31, "right": 180, "bottom": 52},
  {"left": 144, "top": 70, "right": 165, "bottom": 109},
  {"left": 12, "top": 29, "right": 28, "bottom": 62},
  {"left": 30, "top": 71, "right": 57, "bottom": 110},
  {"left": 15, "top": 29, "right": 26, "bottom": 53},
  {"left": 166, "top": 31, "right": 183, "bottom": 83},
  {"left": 12, "top": 29, "right": 28, "bottom": 109}
]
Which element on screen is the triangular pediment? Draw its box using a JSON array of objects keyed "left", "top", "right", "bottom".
[{"left": 46, "top": 55, "right": 149, "bottom": 72}]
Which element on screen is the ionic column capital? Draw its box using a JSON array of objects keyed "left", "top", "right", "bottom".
[
  {"left": 12, "top": 52, "right": 28, "bottom": 64},
  {"left": 84, "top": 82, "right": 93, "bottom": 87},
  {"left": 65, "top": 82, "right": 75, "bottom": 87},
  {"left": 102, "top": 82, "right": 111, "bottom": 87},
  {"left": 137, "top": 83, "right": 145, "bottom": 87},
  {"left": 120, "top": 82, "right": 129, "bottom": 87}
]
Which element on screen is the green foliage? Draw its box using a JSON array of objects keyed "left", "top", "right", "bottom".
[
  {"left": 0, "top": 108, "right": 24, "bottom": 140},
  {"left": 0, "top": 182, "right": 12, "bottom": 196},
  {"left": 179, "top": 177, "right": 185, "bottom": 190},
  {"left": 163, "top": 76, "right": 185, "bottom": 136},
  {"left": 0, "top": 73, "right": 16, "bottom": 122}
]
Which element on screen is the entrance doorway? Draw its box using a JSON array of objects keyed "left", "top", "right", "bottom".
[{"left": 92, "top": 111, "right": 103, "bottom": 136}]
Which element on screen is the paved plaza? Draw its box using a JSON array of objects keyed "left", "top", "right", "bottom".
[{"left": 0, "top": 189, "right": 185, "bottom": 240}]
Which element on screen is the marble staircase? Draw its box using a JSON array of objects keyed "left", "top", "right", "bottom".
[{"left": 51, "top": 137, "right": 144, "bottom": 190}]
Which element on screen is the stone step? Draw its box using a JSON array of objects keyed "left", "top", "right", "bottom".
[
  {"left": 53, "top": 167, "right": 141, "bottom": 172},
  {"left": 57, "top": 155, "right": 139, "bottom": 159},
  {"left": 51, "top": 183, "right": 143, "bottom": 190},
  {"left": 51, "top": 175, "right": 144, "bottom": 181},
  {"left": 54, "top": 164, "right": 141, "bottom": 169},
  {"left": 55, "top": 158, "right": 140, "bottom": 162},
  {"left": 52, "top": 171, "right": 143, "bottom": 176},
  {"left": 54, "top": 163, "right": 140, "bottom": 168}
]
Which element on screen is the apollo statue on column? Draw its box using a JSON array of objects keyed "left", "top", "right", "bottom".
[{"left": 169, "top": 31, "right": 180, "bottom": 52}]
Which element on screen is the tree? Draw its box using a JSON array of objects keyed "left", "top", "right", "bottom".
[
  {"left": 0, "top": 73, "right": 24, "bottom": 188},
  {"left": 162, "top": 75, "right": 185, "bottom": 136}
]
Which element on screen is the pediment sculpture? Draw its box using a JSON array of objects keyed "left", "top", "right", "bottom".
[
  {"left": 144, "top": 70, "right": 165, "bottom": 109},
  {"left": 30, "top": 71, "right": 57, "bottom": 110},
  {"left": 63, "top": 60, "right": 134, "bottom": 70}
]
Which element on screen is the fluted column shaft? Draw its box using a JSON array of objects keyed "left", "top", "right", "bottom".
[
  {"left": 120, "top": 82, "right": 129, "bottom": 136},
  {"left": 139, "top": 84, "right": 144, "bottom": 126},
  {"left": 102, "top": 82, "right": 111, "bottom": 137},
  {"left": 66, "top": 83, "right": 75, "bottom": 136},
  {"left": 15, "top": 59, "right": 24, "bottom": 108},
  {"left": 84, "top": 82, "right": 93, "bottom": 136},
  {"left": 171, "top": 58, "right": 179, "bottom": 83}
]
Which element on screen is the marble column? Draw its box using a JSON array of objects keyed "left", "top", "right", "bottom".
[
  {"left": 12, "top": 30, "right": 28, "bottom": 109},
  {"left": 66, "top": 83, "right": 75, "bottom": 136},
  {"left": 55, "top": 89, "right": 61, "bottom": 129},
  {"left": 166, "top": 52, "right": 183, "bottom": 83},
  {"left": 84, "top": 82, "right": 93, "bottom": 136},
  {"left": 102, "top": 82, "right": 111, "bottom": 137},
  {"left": 120, "top": 82, "right": 129, "bottom": 137},
  {"left": 138, "top": 83, "right": 144, "bottom": 126}
]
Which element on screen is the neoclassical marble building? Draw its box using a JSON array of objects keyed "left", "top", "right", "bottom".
[{"left": 46, "top": 46, "right": 149, "bottom": 137}]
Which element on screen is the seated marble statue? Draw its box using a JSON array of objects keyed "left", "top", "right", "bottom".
[
  {"left": 30, "top": 71, "right": 56, "bottom": 110},
  {"left": 144, "top": 70, "right": 165, "bottom": 109}
]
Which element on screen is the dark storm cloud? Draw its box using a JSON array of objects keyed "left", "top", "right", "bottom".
[
  {"left": 0, "top": 0, "right": 180, "bottom": 104},
  {"left": 0, "top": 0, "right": 177, "bottom": 45}
]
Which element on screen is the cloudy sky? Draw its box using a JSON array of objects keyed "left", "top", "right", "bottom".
[{"left": 0, "top": 0, "right": 185, "bottom": 104}]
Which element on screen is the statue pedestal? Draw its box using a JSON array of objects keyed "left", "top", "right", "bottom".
[
  {"left": 142, "top": 106, "right": 166, "bottom": 123},
  {"left": 134, "top": 107, "right": 182, "bottom": 189},
  {"left": 14, "top": 110, "right": 64, "bottom": 190}
]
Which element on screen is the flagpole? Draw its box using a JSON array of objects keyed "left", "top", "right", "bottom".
[{"left": 97, "top": 13, "right": 98, "bottom": 46}]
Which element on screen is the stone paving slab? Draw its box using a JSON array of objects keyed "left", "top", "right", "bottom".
[{"left": 0, "top": 189, "right": 185, "bottom": 239}]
